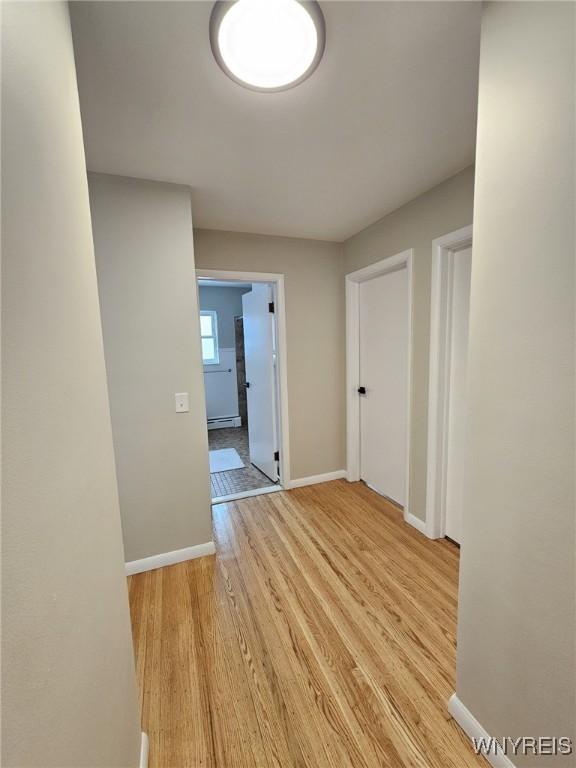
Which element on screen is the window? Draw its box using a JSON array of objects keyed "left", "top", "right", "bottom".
[{"left": 200, "top": 310, "right": 219, "bottom": 365}]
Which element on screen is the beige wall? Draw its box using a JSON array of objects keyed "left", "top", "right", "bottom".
[
  {"left": 89, "top": 174, "right": 212, "bottom": 562},
  {"left": 1, "top": 4, "right": 141, "bottom": 766},
  {"left": 456, "top": 2, "right": 575, "bottom": 760},
  {"left": 343, "top": 166, "right": 475, "bottom": 521},
  {"left": 194, "top": 229, "right": 345, "bottom": 480}
]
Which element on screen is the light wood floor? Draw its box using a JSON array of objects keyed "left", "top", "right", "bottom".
[{"left": 128, "top": 480, "right": 485, "bottom": 768}]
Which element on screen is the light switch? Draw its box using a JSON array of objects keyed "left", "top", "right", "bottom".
[{"left": 175, "top": 392, "right": 190, "bottom": 413}]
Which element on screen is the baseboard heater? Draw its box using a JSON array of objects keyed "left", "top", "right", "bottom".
[{"left": 207, "top": 416, "right": 242, "bottom": 430}]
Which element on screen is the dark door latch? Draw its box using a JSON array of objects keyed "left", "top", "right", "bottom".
[{"left": 358, "top": 386, "right": 366, "bottom": 395}]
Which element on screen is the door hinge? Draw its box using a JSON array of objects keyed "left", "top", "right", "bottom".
[
  {"left": 274, "top": 450, "right": 280, "bottom": 461},
  {"left": 268, "top": 301, "right": 275, "bottom": 313}
]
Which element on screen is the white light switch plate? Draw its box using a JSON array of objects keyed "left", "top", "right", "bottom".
[{"left": 175, "top": 392, "right": 189, "bottom": 413}]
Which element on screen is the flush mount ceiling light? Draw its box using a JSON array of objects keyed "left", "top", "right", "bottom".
[{"left": 210, "top": 0, "right": 325, "bottom": 92}]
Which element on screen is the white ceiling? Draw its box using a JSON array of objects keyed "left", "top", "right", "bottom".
[{"left": 70, "top": 1, "right": 481, "bottom": 242}]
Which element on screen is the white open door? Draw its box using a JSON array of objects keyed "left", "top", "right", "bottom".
[
  {"left": 359, "top": 267, "right": 409, "bottom": 506},
  {"left": 242, "top": 284, "right": 278, "bottom": 482}
]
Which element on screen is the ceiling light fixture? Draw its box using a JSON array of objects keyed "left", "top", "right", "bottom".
[{"left": 210, "top": 0, "right": 325, "bottom": 92}]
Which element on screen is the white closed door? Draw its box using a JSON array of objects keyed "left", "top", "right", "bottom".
[
  {"left": 445, "top": 246, "right": 472, "bottom": 543},
  {"left": 242, "top": 284, "right": 278, "bottom": 483},
  {"left": 359, "top": 268, "right": 409, "bottom": 506}
]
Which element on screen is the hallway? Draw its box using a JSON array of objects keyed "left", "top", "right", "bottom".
[{"left": 128, "top": 480, "right": 485, "bottom": 768}]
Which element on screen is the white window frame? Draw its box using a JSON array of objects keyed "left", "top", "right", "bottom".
[{"left": 200, "top": 310, "right": 219, "bottom": 365}]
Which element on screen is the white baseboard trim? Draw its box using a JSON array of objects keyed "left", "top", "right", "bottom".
[
  {"left": 126, "top": 541, "right": 216, "bottom": 576},
  {"left": 404, "top": 511, "right": 430, "bottom": 537},
  {"left": 139, "top": 732, "right": 149, "bottom": 768},
  {"left": 207, "top": 416, "right": 242, "bottom": 430},
  {"left": 288, "top": 470, "right": 347, "bottom": 489},
  {"left": 448, "top": 694, "right": 517, "bottom": 768}
]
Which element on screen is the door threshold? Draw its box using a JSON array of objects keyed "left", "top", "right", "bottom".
[{"left": 211, "top": 485, "right": 282, "bottom": 505}]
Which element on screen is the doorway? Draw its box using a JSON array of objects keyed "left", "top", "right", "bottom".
[
  {"left": 425, "top": 225, "right": 473, "bottom": 543},
  {"left": 346, "top": 250, "right": 414, "bottom": 520},
  {"left": 196, "top": 270, "right": 290, "bottom": 502}
]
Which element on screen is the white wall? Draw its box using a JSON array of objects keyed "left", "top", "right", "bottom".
[
  {"left": 343, "top": 166, "right": 475, "bottom": 521},
  {"left": 203, "top": 346, "right": 240, "bottom": 421},
  {"left": 89, "top": 173, "right": 212, "bottom": 562},
  {"left": 456, "top": 2, "right": 575, "bottom": 761},
  {"left": 2, "top": 4, "right": 141, "bottom": 765}
]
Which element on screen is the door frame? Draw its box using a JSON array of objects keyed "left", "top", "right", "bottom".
[
  {"left": 425, "top": 225, "right": 473, "bottom": 539},
  {"left": 345, "top": 249, "right": 414, "bottom": 522},
  {"left": 196, "top": 269, "right": 291, "bottom": 489}
]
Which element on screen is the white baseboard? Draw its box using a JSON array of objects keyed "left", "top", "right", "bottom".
[
  {"left": 139, "top": 732, "right": 149, "bottom": 768},
  {"left": 288, "top": 470, "right": 347, "bottom": 489},
  {"left": 404, "top": 511, "right": 430, "bottom": 536},
  {"left": 125, "top": 541, "right": 216, "bottom": 576},
  {"left": 207, "top": 416, "right": 241, "bottom": 430},
  {"left": 448, "top": 694, "right": 517, "bottom": 768}
]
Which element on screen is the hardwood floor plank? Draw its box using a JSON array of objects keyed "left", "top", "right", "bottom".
[
  {"left": 251, "top": 493, "right": 462, "bottom": 768},
  {"left": 128, "top": 480, "right": 486, "bottom": 768},
  {"left": 267, "top": 492, "right": 457, "bottom": 689},
  {"left": 216, "top": 502, "right": 342, "bottom": 768},
  {"left": 264, "top": 488, "right": 474, "bottom": 765},
  {"left": 234, "top": 497, "right": 414, "bottom": 768},
  {"left": 187, "top": 556, "right": 269, "bottom": 768}
]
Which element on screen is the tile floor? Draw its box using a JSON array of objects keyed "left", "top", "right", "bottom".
[{"left": 208, "top": 426, "right": 277, "bottom": 499}]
